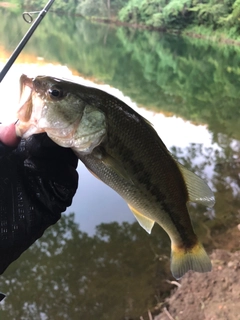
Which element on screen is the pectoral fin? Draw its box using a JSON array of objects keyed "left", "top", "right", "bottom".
[
  {"left": 128, "top": 204, "right": 155, "bottom": 234},
  {"left": 93, "top": 148, "right": 133, "bottom": 184},
  {"left": 176, "top": 162, "right": 215, "bottom": 207}
]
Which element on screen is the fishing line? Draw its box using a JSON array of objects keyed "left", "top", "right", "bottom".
[{"left": 0, "top": 0, "right": 55, "bottom": 83}]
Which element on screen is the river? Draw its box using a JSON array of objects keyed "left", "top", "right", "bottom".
[{"left": 0, "top": 7, "right": 239, "bottom": 320}]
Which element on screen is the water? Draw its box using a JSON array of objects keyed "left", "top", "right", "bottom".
[{"left": 0, "top": 7, "right": 240, "bottom": 320}]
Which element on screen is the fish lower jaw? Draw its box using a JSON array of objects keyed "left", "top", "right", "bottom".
[
  {"left": 47, "top": 133, "right": 98, "bottom": 151},
  {"left": 15, "top": 122, "right": 43, "bottom": 138}
]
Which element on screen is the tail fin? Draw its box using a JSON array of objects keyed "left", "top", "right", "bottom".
[{"left": 170, "top": 242, "right": 212, "bottom": 280}]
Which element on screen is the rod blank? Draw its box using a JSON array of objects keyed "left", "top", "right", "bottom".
[{"left": 0, "top": 0, "right": 55, "bottom": 83}]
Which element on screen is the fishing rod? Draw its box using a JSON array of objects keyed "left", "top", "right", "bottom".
[{"left": 0, "top": 0, "right": 55, "bottom": 83}]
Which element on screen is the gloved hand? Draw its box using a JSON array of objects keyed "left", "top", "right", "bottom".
[{"left": 0, "top": 131, "right": 78, "bottom": 277}]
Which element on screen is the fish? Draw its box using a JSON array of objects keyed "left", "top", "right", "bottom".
[{"left": 16, "top": 74, "right": 215, "bottom": 279}]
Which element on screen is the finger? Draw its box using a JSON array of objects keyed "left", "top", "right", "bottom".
[{"left": 0, "top": 123, "right": 20, "bottom": 147}]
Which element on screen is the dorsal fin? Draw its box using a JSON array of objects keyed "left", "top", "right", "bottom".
[{"left": 142, "top": 116, "right": 154, "bottom": 127}]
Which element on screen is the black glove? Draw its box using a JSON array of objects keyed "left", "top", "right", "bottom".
[{"left": 0, "top": 133, "right": 78, "bottom": 276}]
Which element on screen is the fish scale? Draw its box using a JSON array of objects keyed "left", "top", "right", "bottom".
[{"left": 16, "top": 75, "right": 215, "bottom": 279}]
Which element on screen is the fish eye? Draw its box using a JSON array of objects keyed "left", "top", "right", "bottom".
[{"left": 48, "top": 85, "right": 64, "bottom": 100}]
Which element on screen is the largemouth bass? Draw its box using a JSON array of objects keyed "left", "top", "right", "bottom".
[{"left": 16, "top": 75, "right": 215, "bottom": 279}]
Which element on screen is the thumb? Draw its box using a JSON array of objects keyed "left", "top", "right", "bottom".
[{"left": 0, "top": 123, "right": 20, "bottom": 146}]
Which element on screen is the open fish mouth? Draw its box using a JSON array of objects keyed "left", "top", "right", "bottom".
[
  {"left": 16, "top": 75, "right": 46, "bottom": 138},
  {"left": 18, "top": 75, "right": 33, "bottom": 121},
  {"left": 15, "top": 74, "right": 96, "bottom": 148}
]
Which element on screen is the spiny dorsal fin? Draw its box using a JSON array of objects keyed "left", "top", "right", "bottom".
[
  {"left": 128, "top": 204, "right": 155, "bottom": 234},
  {"left": 176, "top": 162, "right": 215, "bottom": 207}
]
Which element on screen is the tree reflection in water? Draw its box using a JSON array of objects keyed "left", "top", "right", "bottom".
[
  {"left": 0, "top": 138, "right": 239, "bottom": 319},
  {"left": 0, "top": 214, "right": 171, "bottom": 319}
]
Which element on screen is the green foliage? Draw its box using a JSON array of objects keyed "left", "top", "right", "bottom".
[
  {"left": 219, "top": 0, "right": 240, "bottom": 30},
  {"left": 6, "top": 0, "right": 240, "bottom": 36},
  {"left": 22, "top": 0, "right": 84, "bottom": 15},
  {"left": 118, "top": 0, "right": 240, "bottom": 36},
  {"left": 20, "top": 0, "right": 128, "bottom": 17},
  {"left": 118, "top": 0, "right": 143, "bottom": 23},
  {"left": 190, "top": 1, "right": 229, "bottom": 27},
  {"left": 120, "top": 0, "right": 193, "bottom": 29},
  {"left": 160, "top": 0, "right": 192, "bottom": 28},
  {"left": 76, "top": 0, "right": 108, "bottom": 17}
]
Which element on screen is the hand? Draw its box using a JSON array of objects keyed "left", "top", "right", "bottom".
[{"left": 0, "top": 124, "right": 79, "bottom": 276}]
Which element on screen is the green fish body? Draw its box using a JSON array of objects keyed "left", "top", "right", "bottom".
[{"left": 16, "top": 75, "right": 215, "bottom": 279}]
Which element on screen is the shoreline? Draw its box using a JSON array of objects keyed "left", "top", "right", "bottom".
[
  {"left": 90, "top": 16, "right": 240, "bottom": 47},
  {"left": 153, "top": 225, "right": 240, "bottom": 319}
]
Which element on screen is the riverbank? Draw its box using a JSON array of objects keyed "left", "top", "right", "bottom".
[
  {"left": 90, "top": 16, "right": 240, "bottom": 47},
  {"left": 153, "top": 225, "right": 240, "bottom": 320}
]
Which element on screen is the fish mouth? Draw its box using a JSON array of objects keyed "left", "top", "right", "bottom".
[
  {"left": 15, "top": 74, "right": 42, "bottom": 138},
  {"left": 18, "top": 75, "right": 33, "bottom": 120},
  {"left": 20, "top": 74, "right": 33, "bottom": 90},
  {"left": 16, "top": 74, "right": 78, "bottom": 140}
]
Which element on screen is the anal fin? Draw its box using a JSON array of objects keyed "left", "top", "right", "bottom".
[{"left": 128, "top": 204, "right": 155, "bottom": 234}]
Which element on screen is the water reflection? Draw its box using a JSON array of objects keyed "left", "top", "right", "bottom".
[
  {"left": 0, "top": 215, "right": 171, "bottom": 320},
  {"left": 0, "top": 7, "right": 239, "bottom": 320}
]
